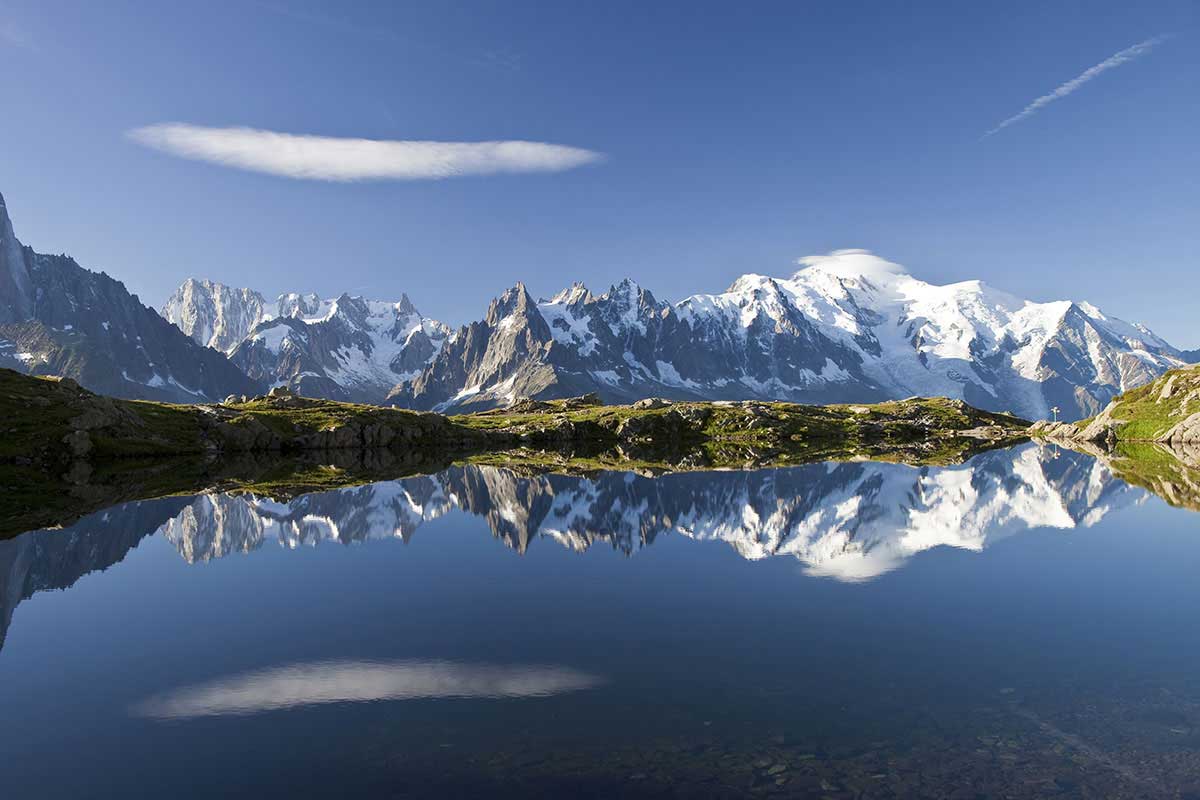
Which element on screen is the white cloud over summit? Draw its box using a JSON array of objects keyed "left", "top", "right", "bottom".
[
  {"left": 128, "top": 123, "right": 604, "bottom": 182},
  {"left": 795, "top": 249, "right": 906, "bottom": 279}
]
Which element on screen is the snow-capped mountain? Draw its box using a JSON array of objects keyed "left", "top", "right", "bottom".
[
  {"left": 0, "top": 192, "right": 259, "bottom": 402},
  {"left": 389, "top": 250, "right": 1184, "bottom": 421},
  {"left": 161, "top": 279, "right": 450, "bottom": 403},
  {"left": 155, "top": 443, "right": 1141, "bottom": 581},
  {"left": 161, "top": 278, "right": 270, "bottom": 355}
]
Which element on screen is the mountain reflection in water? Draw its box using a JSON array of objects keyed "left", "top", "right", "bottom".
[{"left": 0, "top": 443, "right": 1149, "bottom": 653}]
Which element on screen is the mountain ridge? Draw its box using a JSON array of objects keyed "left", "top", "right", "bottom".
[
  {"left": 161, "top": 279, "right": 449, "bottom": 403},
  {"left": 383, "top": 250, "right": 1184, "bottom": 421},
  {"left": 0, "top": 193, "right": 259, "bottom": 402}
]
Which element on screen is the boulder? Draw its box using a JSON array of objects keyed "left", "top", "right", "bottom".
[
  {"left": 560, "top": 392, "right": 603, "bottom": 410},
  {"left": 62, "top": 429, "right": 92, "bottom": 458},
  {"left": 632, "top": 397, "right": 672, "bottom": 410},
  {"left": 1159, "top": 411, "right": 1200, "bottom": 445}
]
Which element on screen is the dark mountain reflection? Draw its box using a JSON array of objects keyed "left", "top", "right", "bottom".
[{"left": 0, "top": 443, "right": 1150, "bottom": 652}]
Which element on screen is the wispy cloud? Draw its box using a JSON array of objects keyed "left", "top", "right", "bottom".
[
  {"left": 984, "top": 35, "right": 1170, "bottom": 138},
  {"left": 127, "top": 123, "right": 604, "bottom": 182},
  {"left": 130, "top": 659, "right": 605, "bottom": 719}
]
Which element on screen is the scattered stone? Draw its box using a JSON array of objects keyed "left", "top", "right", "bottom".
[
  {"left": 62, "top": 429, "right": 92, "bottom": 457},
  {"left": 633, "top": 397, "right": 672, "bottom": 410}
]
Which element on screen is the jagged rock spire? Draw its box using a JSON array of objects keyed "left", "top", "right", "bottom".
[{"left": 0, "top": 188, "right": 34, "bottom": 324}]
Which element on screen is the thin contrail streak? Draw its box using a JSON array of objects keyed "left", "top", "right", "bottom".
[{"left": 984, "top": 36, "right": 1170, "bottom": 138}]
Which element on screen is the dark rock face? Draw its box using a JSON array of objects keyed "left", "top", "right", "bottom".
[
  {"left": 0, "top": 194, "right": 259, "bottom": 402},
  {"left": 0, "top": 192, "right": 33, "bottom": 324}
]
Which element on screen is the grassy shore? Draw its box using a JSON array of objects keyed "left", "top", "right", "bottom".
[{"left": 1, "top": 367, "right": 1034, "bottom": 538}]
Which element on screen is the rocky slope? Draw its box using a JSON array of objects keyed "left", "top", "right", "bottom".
[
  {"left": 0, "top": 192, "right": 259, "bottom": 402},
  {"left": 388, "top": 251, "right": 1183, "bottom": 421},
  {"left": 0, "top": 368, "right": 1028, "bottom": 473},
  {"left": 1032, "top": 363, "right": 1200, "bottom": 446},
  {"left": 161, "top": 279, "right": 449, "bottom": 403},
  {"left": 0, "top": 368, "right": 487, "bottom": 471}
]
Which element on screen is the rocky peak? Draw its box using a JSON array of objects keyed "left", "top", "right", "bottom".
[
  {"left": 328, "top": 293, "right": 371, "bottom": 327},
  {"left": 486, "top": 282, "right": 542, "bottom": 328},
  {"left": 395, "top": 293, "right": 419, "bottom": 318},
  {"left": 161, "top": 278, "right": 268, "bottom": 354},
  {"left": 547, "top": 282, "right": 594, "bottom": 307},
  {"left": 276, "top": 292, "right": 327, "bottom": 319},
  {"left": 0, "top": 189, "right": 33, "bottom": 324}
]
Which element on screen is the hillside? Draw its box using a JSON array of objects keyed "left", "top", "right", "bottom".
[
  {"left": 1032, "top": 363, "right": 1200, "bottom": 446},
  {"left": 1, "top": 368, "right": 1029, "bottom": 468},
  {"left": 1, "top": 367, "right": 1033, "bottom": 536}
]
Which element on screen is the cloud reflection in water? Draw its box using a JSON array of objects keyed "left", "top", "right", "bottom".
[{"left": 132, "top": 659, "right": 605, "bottom": 720}]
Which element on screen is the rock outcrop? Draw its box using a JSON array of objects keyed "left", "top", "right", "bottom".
[{"left": 1031, "top": 364, "right": 1200, "bottom": 447}]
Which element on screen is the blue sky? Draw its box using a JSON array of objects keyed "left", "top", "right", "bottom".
[{"left": 1, "top": 0, "right": 1197, "bottom": 345}]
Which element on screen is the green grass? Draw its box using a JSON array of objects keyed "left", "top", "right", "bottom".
[
  {"left": 1106, "top": 383, "right": 1187, "bottom": 440},
  {"left": 1085, "top": 365, "right": 1200, "bottom": 441},
  {"left": 0, "top": 371, "right": 81, "bottom": 460},
  {"left": 228, "top": 397, "right": 431, "bottom": 437}
]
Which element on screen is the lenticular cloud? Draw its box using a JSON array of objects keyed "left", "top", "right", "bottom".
[
  {"left": 131, "top": 659, "right": 605, "bottom": 719},
  {"left": 128, "top": 123, "right": 604, "bottom": 182}
]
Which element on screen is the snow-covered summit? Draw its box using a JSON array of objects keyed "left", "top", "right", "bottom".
[{"left": 392, "top": 250, "right": 1184, "bottom": 419}]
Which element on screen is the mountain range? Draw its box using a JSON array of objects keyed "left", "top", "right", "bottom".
[
  {"left": 0, "top": 188, "right": 1191, "bottom": 418},
  {"left": 161, "top": 250, "right": 1188, "bottom": 420},
  {"left": 162, "top": 278, "right": 448, "bottom": 403}
]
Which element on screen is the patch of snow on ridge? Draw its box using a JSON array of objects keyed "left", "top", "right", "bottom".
[
  {"left": 250, "top": 324, "right": 293, "bottom": 354},
  {"left": 538, "top": 297, "right": 598, "bottom": 356}
]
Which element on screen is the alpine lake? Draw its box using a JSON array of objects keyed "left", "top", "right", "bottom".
[{"left": 2, "top": 441, "right": 1199, "bottom": 799}]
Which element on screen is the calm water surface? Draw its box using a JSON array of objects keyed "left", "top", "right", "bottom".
[{"left": 2, "top": 443, "right": 1198, "bottom": 798}]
